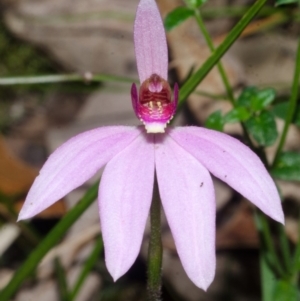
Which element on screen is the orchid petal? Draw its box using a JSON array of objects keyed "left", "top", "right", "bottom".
[
  {"left": 169, "top": 127, "right": 284, "bottom": 223},
  {"left": 155, "top": 134, "right": 216, "bottom": 290},
  {"left": 99, "top": 133, "right": 155, "bottom": 280},
  {"left": 18, "top": 126, "right": 142, "bottom": 221},
  {"left": 134, "top": 0, "right": 168, "bottom": 83}
]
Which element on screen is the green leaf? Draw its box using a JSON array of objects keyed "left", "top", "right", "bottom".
[
  {"left": 237, "top": 86, "right": 257, "bottom": 107},
  {"left": 205, "top": 110, "right": 224, "bottom": 131},
  {"left": 273, "top": 280, "right": 299, "bottom": 301},
  {"left": 186, "top": 0, "right": 208, "bottom": 8},
  {"left": 224, "top": 107, "right": 251, "bottom": 123},
  {"left": 54, "top": 257, "right": 71, "bottom": 301},
  {"left": 275, "top": 0, "right": 299, "bottom": 6},
  {"left": 237, "top": 87, "right": 275, "bottom": 111},
  {"left": 271, "top": 152, "right": 300, "bottom": 181},
  {"left": 251, "top": 88, "right": 276, "bottom": 111},
  {"left": 260, "top": 253, "right": 277, "bottom": 301},
  {"left": 272, "top": 102, "right": 300, "bottom": 127},
  {"left": 164, "top": 7, "right": 194, "bottom": 31},
  {"left": 245, "top": 111, "right": 278, "bottom": 146}
]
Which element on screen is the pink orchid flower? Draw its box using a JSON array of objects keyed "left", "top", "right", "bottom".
[{"left": 18, "top": 0, "right": 284, "bottom": 290}]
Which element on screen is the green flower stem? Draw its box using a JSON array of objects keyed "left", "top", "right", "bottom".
[
  {"left": 193, "top": 10, "right": 235, "bottom": 105},
  {"left": 179, "top": 0, "right": 268, "bottom": 105},
  {"left": 273, "top": 38, "right": 300, "bottom": 166},
  {"left": 147, "top": 183, "right": 163, "bottom": 301},
  {"left": 0, "top": 73, "right": 137, "bottom": 86},
  {"left": 0, "top": 181, "right": 98, "bottom": 301}
]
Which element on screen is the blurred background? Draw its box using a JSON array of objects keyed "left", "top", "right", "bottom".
[{"left": 0, "top": 0, "right": 299, "bottom": 300}]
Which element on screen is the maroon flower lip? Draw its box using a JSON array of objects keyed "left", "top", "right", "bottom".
[{"left": 131, "top": 74, "right": 178, "bottom": 133}]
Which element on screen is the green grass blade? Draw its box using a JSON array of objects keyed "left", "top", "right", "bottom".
[{"left": 54, "top": 257, "right": 71, "bottom": 301}]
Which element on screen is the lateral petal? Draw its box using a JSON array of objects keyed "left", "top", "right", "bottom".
[
  {"left": 169, "top": 127, "right": 284, "bottom": 223},
  {"left": 99, "top": 133, "right": 155, "bottom": 281},
  {"left": 155, "top": 134, "right": 216, "bottom": 290},
  {"left": 134, "top": 0, "right": 168, "bottom": 83},
  {"left": 18, "top": 126, "right": 142, "bottom": 221}
]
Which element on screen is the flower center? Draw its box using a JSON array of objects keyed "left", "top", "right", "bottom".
[
  {"left": 139, "top": 74, "right": 172, "bottom": 108},
  {"left": 131, "top": 74, "right": 178, "bottom": 133}
]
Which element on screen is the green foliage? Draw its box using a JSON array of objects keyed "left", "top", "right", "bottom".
[
  {"left": 271, "top": 152, "right": 300, "bottom": 181},
  {"left": 186, "top": 0, "right": 208, "bottom": 8},
  {"left": 273, "top": 280, "right": 299, "bottom": 301},
  {"left": 205, "top": 87, "right": 278, "bottom": 146},
  {"left": 54, "top": 257, "right": 71, "bottom": 301},
  {"left": 237, "top": 86, "right": 276, "bottom": 112},
  {"left": 224, "top": 107, "right": 251, "bottom": 123},
  {"left": 205, "top": 110, "right": 224, "bottom": 131},
  {"left": 260, "top": 253, "right": 278, "bottom": 301},
  {"left": 245, "top": 111, "right": 278, "bottom": 146},
  {"left": 164, "top": 7, "right": 194, "bottom": 31},
  {"left": 275, "top": 0, "right": 300, "bottom": 6},
  {"left": 164, "top": 0, "right": 209, "bottom": 31}
]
